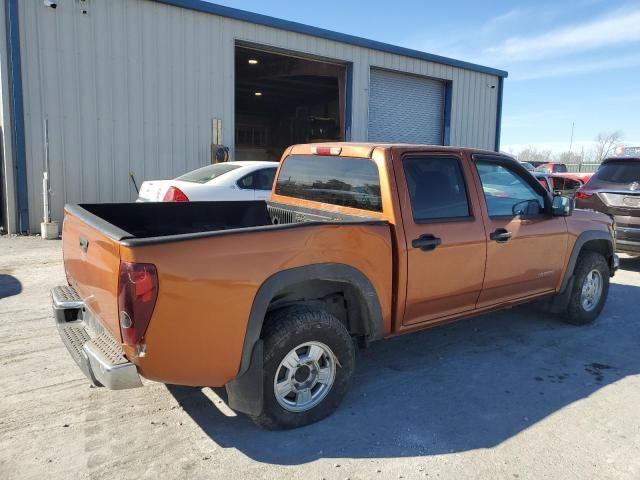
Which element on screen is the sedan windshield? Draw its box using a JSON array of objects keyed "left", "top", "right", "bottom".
[{"left": 176, "top": 163, "right": 242, "bottom": 184}]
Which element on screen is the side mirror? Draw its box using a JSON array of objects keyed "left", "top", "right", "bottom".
[
  {"left": 512, "top": 199, "right": 542, "bottom": 217},
  {"left": 551, "top": 194, "right": 574, "bottom": 216}
]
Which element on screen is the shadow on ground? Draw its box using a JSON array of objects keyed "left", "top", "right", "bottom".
[
  {"left": 168, "top": 282, "right": 640, "bottom": 465},
  {"left": 0, "top": 274, "right": 22, "bottom": 299}
]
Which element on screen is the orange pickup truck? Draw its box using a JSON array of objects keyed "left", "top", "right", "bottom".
[{"left": 53, "top": 143, "right": 618, "bottom": 429}]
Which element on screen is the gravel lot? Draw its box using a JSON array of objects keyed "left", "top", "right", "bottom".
[{"left": 1, "top": 236, "right": 639, "bottom": 480}]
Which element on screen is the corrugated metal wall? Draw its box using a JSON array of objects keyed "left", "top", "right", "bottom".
[{"left": 18, "top": 0, "right": 500, "bottom": 229}]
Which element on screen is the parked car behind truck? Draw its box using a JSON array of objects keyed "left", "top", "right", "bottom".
[
  {"left": 576, "top": 156, "right": 640, "bottom": 254},
  {"left": 533, "top": 172, "right": 583, "bottom": 197},
  {"left": 53, "top": 143, "right": 617, "bottom": 429},
  {"left": 137, "top": 161, "right": 278, "bottom": 202}
]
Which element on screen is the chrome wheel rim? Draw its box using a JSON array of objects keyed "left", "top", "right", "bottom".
[
  {"left": 273, "top": 341, "right": 336, "bottom": 413},
  {"left": 580, "top": 269, "right": 603, "bottom": 312}
]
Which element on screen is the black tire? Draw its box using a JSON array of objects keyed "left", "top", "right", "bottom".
[
  {"left": 250, "top": 305, "right": 355, "bottom": 430},
  {"left": 562, "top": 251, "right": 610, "bottom": 325}
]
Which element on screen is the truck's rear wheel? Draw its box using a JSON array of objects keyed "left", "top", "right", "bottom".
[
  {"left": 562, "top": 251, "right": 609, "bottom": 325},
  {"left": 251, "top": 305, "right": 355, "bottom": 429}
]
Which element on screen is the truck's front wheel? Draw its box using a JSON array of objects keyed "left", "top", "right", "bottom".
[
  {"left": 562, "top": 251, "right": 610, "bottom": 325},
  {"left": 251, "top": 305, "right": 355, "bottom": 429}
]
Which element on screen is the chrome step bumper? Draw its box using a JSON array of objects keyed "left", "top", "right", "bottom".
[
  {"left": 52, "top": 285, "right": 142, "bottom": 390},
  {"left": 51, "top": 284, "right": 84, "bottom": 323}
]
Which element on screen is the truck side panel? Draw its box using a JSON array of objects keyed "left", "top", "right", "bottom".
[{"left": 119, "top": 223, "right": 393, "bottom": 387}]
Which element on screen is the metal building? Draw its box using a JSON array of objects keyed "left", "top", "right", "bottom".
[{"left": 0, "top": 0, "right": 507, "bottom": 234}]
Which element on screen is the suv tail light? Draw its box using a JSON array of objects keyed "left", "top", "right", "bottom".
[
  {"left": 575, "top": 189, "right": 593, "bottom": 200},
  {"left": 118, "top": 262, "right": 158, "bottom": 345},
  {"left": 163, "top": 186, "right": 189, "bottom": 202}
]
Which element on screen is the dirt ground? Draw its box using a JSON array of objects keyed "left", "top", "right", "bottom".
[{"left": 1, "top": 236, "right": 639, "bottom": 480}]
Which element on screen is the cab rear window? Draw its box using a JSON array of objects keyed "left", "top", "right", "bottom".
[{"left": 275, "top": 155, "right": 382, "bottom": 212}]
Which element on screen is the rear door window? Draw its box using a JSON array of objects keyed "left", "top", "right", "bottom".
[
  {"left": 402, "top": 156, "right": 471, "bottom": 221},
  {"left": 238, "top": 167, "right": 277, "bottom": 190}
]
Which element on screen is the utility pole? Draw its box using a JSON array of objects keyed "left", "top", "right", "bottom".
[{"left": 568, "top": 122, "right": 575, "bottom": 153}]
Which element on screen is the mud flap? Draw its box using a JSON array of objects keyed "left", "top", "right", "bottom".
[
  {"left": 545, "top": 276, "right": 575, "bottom": 314},
  {"left": 225, "top": 340, "right": 264, "bottom": 416}
]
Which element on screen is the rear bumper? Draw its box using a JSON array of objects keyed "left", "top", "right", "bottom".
[
  {"left": 614, "top": 225, "right": 639, "bottom": 254},
  {"left": 52, "top": 285, "right": 142, "bottom": 390},
  {"left": 616, "top": 239, "right": 640, "bottom": 255}
]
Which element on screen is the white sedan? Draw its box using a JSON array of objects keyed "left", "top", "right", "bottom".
[{"left": 137, "top": 161, "right": 279, "bottom": 202}]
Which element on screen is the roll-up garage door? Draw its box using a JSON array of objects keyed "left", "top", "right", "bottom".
[{"left": 368, "top": 68, "right": 445, "bottom": 144}]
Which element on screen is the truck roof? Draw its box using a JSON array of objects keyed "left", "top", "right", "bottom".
[{"left": 287, "top": 142, "right": 506, "bottom": 159}]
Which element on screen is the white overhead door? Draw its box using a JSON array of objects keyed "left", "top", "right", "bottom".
[{"left": 368, "top": 68, "right": 445, "bottom": 144}]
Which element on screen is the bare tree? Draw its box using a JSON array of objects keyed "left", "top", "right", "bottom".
[
  {"left": 592, "top": 131, "right": 624, "bottom": 162},
  {"left": 557, "top": 151, "right": 582, "bottom": 165},
  {"left": 514, "top": 147, "right": 552, "bottom": 164}
]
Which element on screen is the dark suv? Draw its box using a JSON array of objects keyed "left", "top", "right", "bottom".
[{"left": 576, "top": 157, "right": 640, "bottom": 254}]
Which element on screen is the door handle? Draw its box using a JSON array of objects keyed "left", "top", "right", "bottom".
[
  {"left": 79, "top": 236, "right": 89, "bottom": 253},
  {"left": 412, "top": 234, "right": 442, "bottom": 251},
  {"left": 490, "top": 228, "right": 512, "bottom": 243}
]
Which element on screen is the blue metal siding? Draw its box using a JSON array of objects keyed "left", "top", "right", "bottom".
[
  {"left": 152, "top": 0, "right": 508, "bottom": 79},
  {"left": 345, "top": 63, "right": 353, "bottom": 140},
  {"left": 6, "top": 0, "right": 28, "bottom": 232},
  {"left": 443, "top": 81, "right": 452, "bottom": 145},
  {"left": 494, "top": 77, "right": 504, "bottom": 152}
]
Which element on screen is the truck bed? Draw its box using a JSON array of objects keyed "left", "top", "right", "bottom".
[
  {"left": 61, "top": 199, "right": 392, "bottom": 386},
  {"left": 67, "top": 200, "right": 380, "bottom": 245}
]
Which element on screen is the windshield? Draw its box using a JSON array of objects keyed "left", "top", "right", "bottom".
[
  {"left": 176, "top": 163, "right": 242, "bottom": 184},
  {"left": 591, "top": 162, "right": 640, "bottom": 185},
  {"left": 275, "top": 155, "right": 382, "bottom": 212}
]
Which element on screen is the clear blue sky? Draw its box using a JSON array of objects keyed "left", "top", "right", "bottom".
[{"left": 213, "top": 0, "right": 639, "bottom": 154}]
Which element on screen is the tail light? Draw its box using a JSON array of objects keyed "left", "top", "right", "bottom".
[
  {"left": 163, "top": 186, "right": 189, "bottom": 202},
  {"left": 575, "top": 189, "right": 593, "bottom": 200},
  {"left": 118, "top": 262, "right": 158, "bottom": 345}
]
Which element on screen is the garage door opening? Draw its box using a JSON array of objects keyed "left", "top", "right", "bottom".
[{"left": 235, "top": 46, "right": 346, "bottom": 162}]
